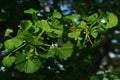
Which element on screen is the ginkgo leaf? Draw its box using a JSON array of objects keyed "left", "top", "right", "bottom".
[
  {"left": 35, "top": 20, "right": 50, "bottom": 32},
  {"left": 4, "top": 37, "right": 23, "bottom": 51},
  {"left": 24, "top": 8, "right": 39, "bottom": 14},
  {"left": 2, "top": 56, "right": 15, "bottom": 67},
  {"left": 56, "top": 41, "right": 73, "bottom": 59},
  {"left": 105, "top": 12, "right": 118, "bottom": 28},
  {"left": 53, "top": 10, "right": 62, "bottom": 19},
  {"left": 16, "top": 59, "right": 41, "bottom": 73}
]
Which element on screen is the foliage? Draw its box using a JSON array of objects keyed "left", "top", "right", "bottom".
[{"left": 0, "top": 0, "right": 120, "bottom": 80}]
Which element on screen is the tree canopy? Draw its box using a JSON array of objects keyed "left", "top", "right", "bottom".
[{"left": 0, "top": 0, "right": 120, "bottom": 80}]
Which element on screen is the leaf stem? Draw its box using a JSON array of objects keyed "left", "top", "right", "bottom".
[
  {"left": 87, "top": 35, "right": 93, "bottom": 44},
  {"left": 8, "top": 42, "right": 27, "bottom": 56},
  {"left": 37, "top": 30, "right": 44, "bottom": 40}
]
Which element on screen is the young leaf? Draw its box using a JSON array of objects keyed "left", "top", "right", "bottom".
[
  {"left": 53, "top": 10, "right": 62, "bottom": 19},
  {"left": 4, "top": 29, "right": 13, "bottom": 37},
  {"left": 2, "top": 56, "right": 15, "bottom": 67},
  {"left": 56, "top": 41, "right": 73, "bottom": 59},
  {"left": 16, "top": 59, "right": 41, "bottom": 73},
  {"left": 105, "top": 12, "right": 118, "bottom": 28}
]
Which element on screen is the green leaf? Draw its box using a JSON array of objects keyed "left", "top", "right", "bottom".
[
  {"left": 78, "top": 21, "right": 87, "bottom": 29},
  {"left": 35, "top": 20, "right": 50, "bottom": 32},
  {"left": 91, "top": 28, "right": 98, "bottom": 38},
  {"left": 56, "top": 41, "right": 73, "bottom": 59},
  {"left": 24, "top": 8, "right": 39, "bottom": 14},
  {"left": 20, "top": 20, "right": 32, "bottom": 31},
  {"left": 50, "top": 18, "right": 63, "bottom": 30},
  {"left": 105, "top": 12, "right": 118, "bottom": 28},
  {"left": 4, "top": 37, "right": 23, "bottom": 51},
  {"left": 64, "top": 14, "right": 80, "bottom": 21},
  {"left": 2, "top": 56, "right": 15, "bottom": 67},
  {"left": 40, "top": 48, "right": 56, "bottom": 59},
  {"left": 23, "top": 31, "right": 33, "bottom": 42},
  {"left": 16, "top": 59, "right": 41, "bottom": 73},
  {"left": 68, "top": 30, "right": 80, "bottom": 40},
  {"left": 47, "top": 28, "right": 63, "bottom": 38},
  {"left": 83, "top": 13, "right": 98, "bottom": 22},
  {"left": 4, "top": 29, "right": 13, "bottom": 37},
  {"left": 53, "top": 10, "right": 62, "bottom": 19},
  {"left": 15, "top": 52, "right": 26, "bottom": 64},
  {"left": 31, "top": 37, "right": 44, "bottom": 45},
  {"left": 32, "top": 13, "right": 38, "bottom": 22}
]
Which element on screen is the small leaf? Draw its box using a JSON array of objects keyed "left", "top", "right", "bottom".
[
  {"left": 35, "top": 20, "right": 50, "bottom": 32},
  {"left": 4, "top": 37, "right": 23, "bottom": 51},
  {"left": 68, "top": 30, "right": 80, "bottom": 40},
  {"left": 2, "top": 56, "right": 15, "bottom": 67},
  {"left": 105, "top": 12, "right": 118, "bottom": 28},
  {"left": 20, "top": 20, "right": 32, "bottom": 31},
  {"left": 64, "top": 14, "right": 80, "bottom": 21},
  {"left": 56, "top": 41, "right": 73, "bottom": 59},
  {"left": 16, "top": 59, "right": 41, "bottom": 73},
  {"left": 15, "top": 52, "right": 26, "bottom": 64},
  {"left": 24, "top": 8, "right": 39, "bottom": 14},
  {"left": 4, "top": 38, "right": 15, "bottom": 50},
  {"left": 40, "top": 48, "right": 56, "bottom": 59},
  {"left": 78, "top": 21, "right": 87, "bottom": 29},
  {"left": 4, "top": 29, "right": 13, "bottom": 37},
  {"left": 53, "top": 10, "right": 62, "bottom": 19},
  {"left": 83, "top": 13, "right": 98, "bottom": 22},
  {"left": 47, "top": 29, "right": 63, "bottom": 38}
]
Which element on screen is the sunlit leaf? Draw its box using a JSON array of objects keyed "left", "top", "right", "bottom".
[{"left": 105, "top": 12, "right": 118, "bottom": 28}]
